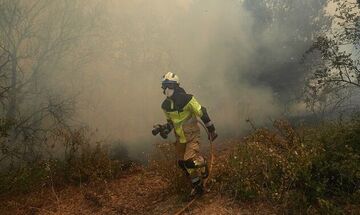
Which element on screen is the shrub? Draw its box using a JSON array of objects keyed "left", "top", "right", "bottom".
[
  {"left": 53, "top": 128, "right": 132, "bottom": 184},
  {"left": 218, "top": 120, "right": 314, "bottom": 203},
  {"left": 0, "top": 161, "right": 50, "bottom": 194},
  {"left": 0, "top": 128, "right": 131, "bottom": 195},
  {"left": 148, "top": 141, "right": 190, "bottom": 197},
  {"left": 307, "top": 117, "right": 360, "bottom": 201},
  {"left": 218, "top": 118, "right": 360, "bottom": 214}
]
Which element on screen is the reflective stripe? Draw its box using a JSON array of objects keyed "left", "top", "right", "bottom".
[
  {"left": 191, "top": 177, "right": 200, "bottom": 184},
  {"left": 170, "top": 100, "right": 174, "bottom": 110},
  {"left": 205, "top": 121, "right": 213, "bottom": 127},
  {"left": 194, "top": 160, "right": 206, "bottom": 168}
]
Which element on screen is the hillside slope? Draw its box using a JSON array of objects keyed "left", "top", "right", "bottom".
[{"left": 0, "top": 142, "right": 276, "bottom": 215}]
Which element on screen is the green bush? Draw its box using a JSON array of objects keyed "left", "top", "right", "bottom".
[
  {"left": 218, "top": 118, "right": 360, "bottom": 214},
  {"left": 218, "top": 120, "right": 314, "bottom": 202},
  {"left": 306, "top": 118, "right": 360, "bottom": 201}
]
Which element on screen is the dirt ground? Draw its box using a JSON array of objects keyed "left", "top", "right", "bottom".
[
  {"left": 0, "top": 141, "right": 277, "bottom": 215},
  {"left": 0, "top": 170, "right": 276, "bottom": 215},
  {"left": 0, "top": 168, "right": 275, "bottom": 215}
]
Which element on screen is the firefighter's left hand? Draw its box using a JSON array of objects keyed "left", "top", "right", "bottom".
[{"left": 208, "top": 130, "right": 218, "bottom": 141}]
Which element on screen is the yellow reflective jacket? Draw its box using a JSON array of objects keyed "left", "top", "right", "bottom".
[{"left": 162, "top": 93, "right": 204, "bottom": 144}]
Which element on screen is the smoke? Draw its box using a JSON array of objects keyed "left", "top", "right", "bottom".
[{"left": 60, "top": 0, "right": 329, "bottom": 153}]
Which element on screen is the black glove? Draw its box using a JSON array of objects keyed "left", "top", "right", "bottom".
[
  {"left": 199, "top": 106, "right": 218, "bottom": 141},
  {"left": 152, "top": 123, "right": 172, "bottom": 139},
  {"left": 206, "top": 124, "right": 218, "bottom": 141}
]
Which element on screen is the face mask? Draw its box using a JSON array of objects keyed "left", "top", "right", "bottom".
[{"left": 164, "top": 88, "right": 174, "bottom": 97}]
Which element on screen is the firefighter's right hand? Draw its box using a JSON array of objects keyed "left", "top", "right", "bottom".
[
  {"left": 152, "top": 124, "right": 163, "bottom": 136},
  {"left": 152, "top": 124, "right": 170, "bottom": 139}
]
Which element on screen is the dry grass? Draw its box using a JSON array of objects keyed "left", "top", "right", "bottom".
[
  {"left": 216, "top": 119, "right": 360, "bottom": 214},
  {"left": 148, "top": 141, "right": 191, "bottom": 197},
  {"left": 1, "top": 118, "right": 360, "bottom": 214}
]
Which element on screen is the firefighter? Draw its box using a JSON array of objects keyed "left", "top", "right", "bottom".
[{"left": 152, "top": 72, "right": 218, "bottom": 197}]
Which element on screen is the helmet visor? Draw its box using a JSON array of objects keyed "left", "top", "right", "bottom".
[{"left": 161, "top": 81, "right": 176, "bottom": 90}]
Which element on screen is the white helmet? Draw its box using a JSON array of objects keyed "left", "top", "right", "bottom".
[{"left": 161, "top": 72, "right": 180, "bottom": 84}]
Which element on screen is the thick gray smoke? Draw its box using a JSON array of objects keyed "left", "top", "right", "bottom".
[{"left": 66, "top": 0, "right": 328, "bottom": 153}]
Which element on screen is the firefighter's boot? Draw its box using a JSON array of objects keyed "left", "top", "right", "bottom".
[{"left": 189, "top": 176, "right": 204, "bottom": 199}]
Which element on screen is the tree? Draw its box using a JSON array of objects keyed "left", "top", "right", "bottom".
[
  {"left": 304, "top": 0, "right": 360, "bottom": 115},
  {"left": 242, "top": 0, "right": 329, "bottom": 103},
  {"left": 0, "top": 0, "right": 102, "bottom": 163},
  {"left": 0, "top": 44, "right": 10, "bottom": 108}
]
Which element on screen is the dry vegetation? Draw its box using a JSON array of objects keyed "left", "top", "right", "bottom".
[
  {"left": 216, "top": 118, "right": 360, "bottom": 214},
  {"left": 1, "top": 116, "right": 360, "bottom": 214},
  {"left": 0, "top": 0, "right": 359, "bottom": 214},
  {"left": 0, "top": 127, "right": 133, "bottom": 196}
]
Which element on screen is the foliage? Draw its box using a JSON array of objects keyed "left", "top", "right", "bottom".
[
  {"left": 56, "top": 128, "right": 117, "bottom": 184},
  {"left": 0, "top": 0, "right": 104, "bottom": 165},
  {"left": 217, "top": 118, "right": 360, "bottom": 214},
  {"left": 218, "top": 121, "right": 313, "bottom": 202},
  {"left": 0, "top": 128, "right": 131, "bottom": 195},
  {"left": 304, "top": 0, "right": 360, "bottom": 115},
  {"left": 242, "top": 0, "right": 329, "bottom": 100},
  {"left": 308, "top": 116, "right": 360, "bottom": 199}
]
